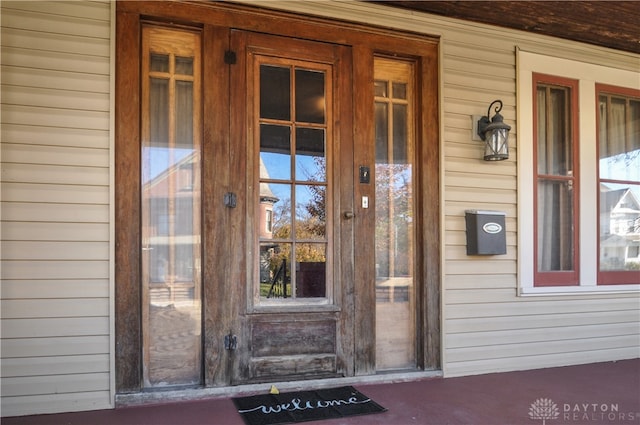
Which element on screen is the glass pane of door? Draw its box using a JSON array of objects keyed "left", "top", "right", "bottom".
[
  {"left": 257, "top": 62, "right": 330, "bottom": 302},
  {"left": 141, "top": 26, "right": 202, "bottom": 387},
  {"left": 374, "top": 57, "right": 416, "bottom": 370}
]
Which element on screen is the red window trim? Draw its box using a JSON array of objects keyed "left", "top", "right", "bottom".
[
  {"left": 595, "top": 83, "right": 640, "bottom": 285},
  {"left": 532, "top": 73, "right": 580, "bottom": 287}
]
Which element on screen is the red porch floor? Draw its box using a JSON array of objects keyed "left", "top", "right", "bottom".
[{"left": 4, "top": 359, "right": 639, "bottom": 425}]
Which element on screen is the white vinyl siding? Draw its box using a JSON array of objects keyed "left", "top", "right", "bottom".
[
  {"left": 1, "top": 0, "right": 112, "bottom": 417},
  {"left": 246, "top": 1, "right": 640, "bottom": 377}
]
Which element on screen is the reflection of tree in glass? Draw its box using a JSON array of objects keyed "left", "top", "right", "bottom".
[
  {"left": 602, "top": 150, "right": 640, "bottom": 169},
  {"left": 268, "top": 157, "right": 327, "bottom": 270},
  {"left": 299, "top": 157, "right": 327, "bottom": 261},
  {"left": 301, "top": 157, "right": 327, "bottom": 238},
  {"left": 302, "top": 183, "right": 326, "bottom": 238},
  {"left": 272, "top": 197, "right": 291, "bottom": 239},
  {"left": 375, "top": 163, "right": 413, "bottom": 278}
]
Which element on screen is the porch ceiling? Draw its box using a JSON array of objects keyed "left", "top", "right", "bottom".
[{"left": 376, "top": 1, "right": 640, "bottom": 54}]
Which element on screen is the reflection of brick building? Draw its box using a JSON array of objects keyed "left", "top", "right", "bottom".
[
  {"left": 259, "top": 159, "right": 278, "bottom": 240},
  {"left": 259, "top": 159, "right": 279, "bottom": 283},
  {"left": 143, "top": 151, "right": 200, "bottom": 304},
  {"left": 144, "top": 154, "right": 280, "bottom": 287}
]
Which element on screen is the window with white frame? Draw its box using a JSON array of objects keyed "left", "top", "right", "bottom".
[{"left": 518, "top": 50, "right": 640, "bottom": 293}]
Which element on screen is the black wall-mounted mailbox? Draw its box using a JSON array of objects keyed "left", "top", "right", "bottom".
[{"left": 465, "top": 210, "right": 506, "bottom": 255}]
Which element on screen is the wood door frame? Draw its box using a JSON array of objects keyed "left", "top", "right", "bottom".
[
  {"left": 115, "top": 1, "right": 440, "bottom": 393},
  {"left": 202, "top": 24, "right": 234, "bottom": 387}
]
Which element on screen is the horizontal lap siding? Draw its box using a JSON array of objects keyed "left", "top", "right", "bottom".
[
  {"left": 0, "top": 1, "right": 112, "bottom": 417},
  {"left": 427, "top": 12, "right": 639, "bottom": 377},
  {"left": 249, "top": 0, "right": 640, "bottom": 378}
]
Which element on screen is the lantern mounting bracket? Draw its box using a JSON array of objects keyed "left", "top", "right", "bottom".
[{"left": 477, "top": 100, "right": 503, "bottom": 141}]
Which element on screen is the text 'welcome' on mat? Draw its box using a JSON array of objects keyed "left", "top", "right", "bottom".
[{"left": 233, "top": 386, "right": 387, "bottom": 425}]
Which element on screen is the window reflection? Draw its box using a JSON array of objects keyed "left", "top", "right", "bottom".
[
  {"left": 258, "top": 61, "right": 329, "bottom": 300},
  {"left": 141, "top": 27, "right": 201, "bottom": 387},
  {"left": 261, "top": 124, "right": 292, "bottom": 180},
  {"left": 295, "top": 69, "right": 325, "bottom": 123},
  {"left": 375, "top": 80, "right": 414, "bottom": 279},
  {"left": 296, "top": 244, "right": 326, "bottom": 297},
  {"left": 295, "top": 127, "right": 325, "bottom": 181},
  {"left": 598, "top": 92, "right": 640, "bottom": 274},
  {"left": 374, "top": 59, "right": 416, "bottom": 371},
  {"left": 260, "top": 242, "right": 292, "bottom": 298},
  {"left": 296, "top": 184, "right": 326, "bottom": 239},
  {"left": 260, "top": 65, "right": 290, "bottom": 121}
]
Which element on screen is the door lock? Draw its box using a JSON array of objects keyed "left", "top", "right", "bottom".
[
  {"left": 224, "top": 333, "right": 238, "bottom": 351},
  {"left": 224, "top": 192, "right": 237, "bottom": 208},
  {"left": 343, "top": 211, "right": 355, "bottom": 219}
]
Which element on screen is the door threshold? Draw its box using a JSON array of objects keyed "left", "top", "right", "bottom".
[{"left": 116, "top": 370, "right": 442, "bottom": 408}]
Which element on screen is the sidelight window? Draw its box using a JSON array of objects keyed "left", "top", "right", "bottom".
[
  {"left": 140, "top": 26, "right": 202, "bottom": 387},
  {"left": 374, "top": 57, "right": 417, "bottom": 370}
]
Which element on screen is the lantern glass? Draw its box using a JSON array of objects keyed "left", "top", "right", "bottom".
[{"left": 484, "top": 128, "right": 509, "bottom": 161}]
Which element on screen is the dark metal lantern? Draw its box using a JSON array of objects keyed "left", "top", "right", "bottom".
[{"left": 477, "top": 100, "right": 511, "bottom": 161}]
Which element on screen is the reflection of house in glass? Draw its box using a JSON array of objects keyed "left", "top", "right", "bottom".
[
  {"left": 143, "top": 150, "right": 200, "bottom": 305},
  {"left": 600, "top": 184, "right": 640, "bottom": 270},
  {"left": 259, "top": 159, "right": 280, "bottom": 285}
]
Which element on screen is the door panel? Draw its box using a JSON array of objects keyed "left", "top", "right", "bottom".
[
  {"left": 230, "top": 31, "right": 354, "bottom": 384},
  {"left": 202, "top": 24, "right": 235, "bottom": 387}
]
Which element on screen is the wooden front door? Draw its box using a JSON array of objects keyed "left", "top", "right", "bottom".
[{"left": 218, "top": 31, "right": 355, "bottom": 385}]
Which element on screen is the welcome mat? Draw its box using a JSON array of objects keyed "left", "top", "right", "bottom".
[{"left": 233, "top": 386, "right": 386, "bottom": 425}]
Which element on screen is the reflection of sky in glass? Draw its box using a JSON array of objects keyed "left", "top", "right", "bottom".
[
  {"left": 296, "top": 185, "right": 317, "bottom": 220},
  {"left": 269, "top": 184, "right": 291, "bottom": 206},
  {"left": 261, "top": 154, "right": 320, "bottom": 205},
  {"left": 600, "top": 149, "right": 640, "bottom": 199},
  {"left": 296, "top": 156, "right": 325, "bottom": 182},
  {"left": 602, "top": 182, "right": 640, "bottom": 199},
  {"left": 142, "top": 147, "right": 195, "bottom": 183},
  {"left": 261, "top": 153, "right": 324, "bottom": 183},
  {"left": 268, "top": 184, "right": 292, "bottom": 231},
  {"left": 261, "top": 152, "right": 290, "bottom": 180},
  {"left": 143, "top": 147, "right": 324, "bottom": 208},
  {"left": 267, "top": 184, "right": 318, "bottom": 219}
]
